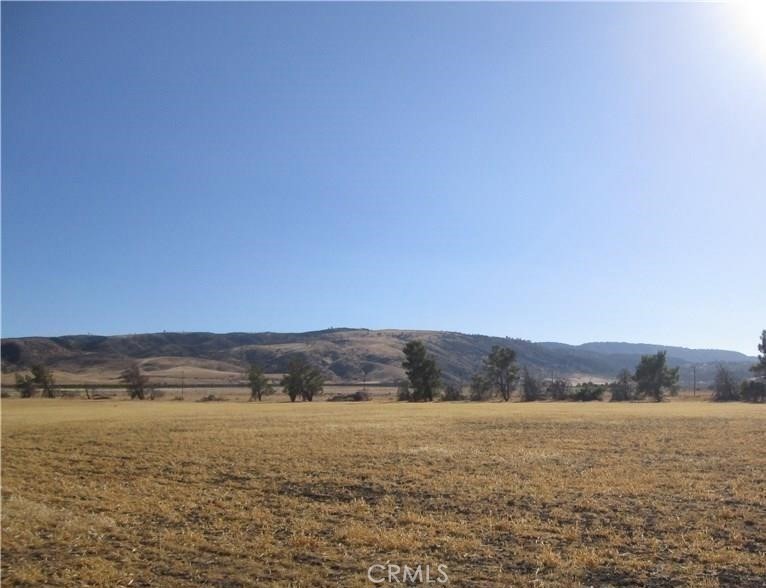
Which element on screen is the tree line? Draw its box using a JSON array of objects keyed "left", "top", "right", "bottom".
[
  {"left": 9, "top": 330, "right": 765, "bottom": 403},
  {"left": 398, "top": 340, "right": 680, "bottom": 403},
  {"left": 398, "top": 330, "right": 766, "bottom": 404}
]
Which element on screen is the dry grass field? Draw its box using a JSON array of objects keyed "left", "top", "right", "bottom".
[{"left": 2, "top": 399, "right": 764, "bottom": 587}]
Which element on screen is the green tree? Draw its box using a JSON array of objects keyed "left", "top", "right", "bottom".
[
  {"left": 402, "top": 341, "right": 441, "bottom": 402},
  {"left": 246, "top": 364, "right": 273, "bottom": 401},
  {"left": 281, "top": 358, "right": 324, "bottom": 402},
  {"left": 15, "top": 373, "right": 36, "bottom": 398},
  {"left": 120, "top": 362, "right": 148, "bottom": 400},
  {"left": 483, "top": 346, "right": 519, "bottom": 401},
  {"left": 571, "top": 382, "right": 606, "bottom": 402},
  {"left": 610, "top": 369, "right": 635, "bottom": 402},
  {"left": 633, "top": 351, "right": 679, "bottom": 402},
  {"left": 711, "top": 365, "right": 739, "bottom": 402},
  {"left": 750, "top": 330, "right": 766, "bottom": 379},
  {"left": 30, "top": 364, "right": 56, "bottom": 398}
]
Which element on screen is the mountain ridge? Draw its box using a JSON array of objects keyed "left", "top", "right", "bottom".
[
  {"left": 537, "top": 341, "right": 754, "bottom": 364},
  {"left": 1, "top": 329, "right": 757, "bottom": 387}
]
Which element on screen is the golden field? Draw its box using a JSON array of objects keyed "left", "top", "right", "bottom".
[{"left": 2, "top": 399, "right": 764, "bottom": 587}]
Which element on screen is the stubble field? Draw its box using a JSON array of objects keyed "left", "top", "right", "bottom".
[{"left": 2, "top": 399, "right": 764, "bottom": 587}]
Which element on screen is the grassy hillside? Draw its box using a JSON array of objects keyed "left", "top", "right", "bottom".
[{"left": 1, "top": 329, "right": 757, "bottom": 387}]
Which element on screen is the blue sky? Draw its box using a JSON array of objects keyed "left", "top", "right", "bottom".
[{"left": 2, "top": 2, "right": 764, "bottom": 353}]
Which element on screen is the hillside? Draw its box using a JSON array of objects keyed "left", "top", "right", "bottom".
[
  {"left": 549, "top": 341, "right": 754, "bottom": 364},
  {"left": 1, "top": 329, "right": 757, "bottom": 387}
]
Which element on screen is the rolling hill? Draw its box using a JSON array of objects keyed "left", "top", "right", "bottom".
[{"left": 1, "top": 329, "right": 757, "bottom": 388}]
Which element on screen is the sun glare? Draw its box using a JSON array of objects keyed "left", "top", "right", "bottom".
[{"left": 727, "top": 0, "right": 766, "bottom": 68}]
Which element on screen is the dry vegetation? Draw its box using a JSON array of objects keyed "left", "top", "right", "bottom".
[{"left": 2, "top": 399, "right": 764, "bottom": 587}]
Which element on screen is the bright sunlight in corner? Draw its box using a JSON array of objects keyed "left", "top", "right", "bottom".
[{"left": 727, "top": 0, "right": 766, "bottom": 68}]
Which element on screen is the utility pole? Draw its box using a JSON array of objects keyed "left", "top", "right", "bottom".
[
  {"left": 692, "top": 365, "right": 697, "bottom": 396},
  {"left": 181, "top": 370, "right": 185, "bottom": 400}
]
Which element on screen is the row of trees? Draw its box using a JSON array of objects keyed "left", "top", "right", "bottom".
[
  {"left": 12, "top": 362, "right": 155, "bottom": 400},
  {"left": 246, "top": 358, "right": 325, "bottom": 402},
  {"left": 398, "top": 340, "right": 675, "bottom": 402},
  {"left": 10, "top": 331, "right": 765, "bottom": 403},
  {"left": 399, "top": 330, "right": 766, "bottom": 403},
  {"left": 120, "top": 358, "right": 326, "bottom": 402}
]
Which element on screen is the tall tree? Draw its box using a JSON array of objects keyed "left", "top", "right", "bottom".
[
  {"left": 633, "top": 351, "right": 679, "bottom": 402},
  {"left": 483, "top": 346, "right": 519, "bottom": 401},
  {"left": 281, "top": 358, "right": 324, "bottom": 402},
  {"left": 246, "top": 364, "right": 273, "bottom": 401},
  {"left": 120, "top": 362, "right": 148, "bottom": 400},
  {"left": 751, "top": 330, "right": 766, "bottom": 379},
  {"left": 30, "top": 364, "right": 56, "bottom": 398},
  {"left": 402, "top": 341, "right": 441, "bottom": 402}
]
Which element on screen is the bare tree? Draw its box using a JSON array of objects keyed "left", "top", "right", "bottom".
[
  {"left": 711, "top": 365, "right": 739, "bottom": 402},
  {"left": 547, "top": 378, "right": 570, "bottom": 401},
  {"left": 15, "top": 373, "right": 36, "bottom": 398},
  {"left": 520, "top": 367, "right": 544, "bottom": 401},
  {"left": 120, "top": 362, "right": 149, "bottom": 399},
  {"left": 30, "top": 364, "right": 56, "bottom": 398}
]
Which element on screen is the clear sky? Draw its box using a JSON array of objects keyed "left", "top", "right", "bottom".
[{"left": 2, "top": 2, "right": 764, "bottom": 354}]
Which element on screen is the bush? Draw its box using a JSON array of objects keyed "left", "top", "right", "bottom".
[
  {"left": 328, "top": 390, "right": 370, "bottom": 402},
  {"left": 15, "top": 373, "right": 36, "bottom": 398},
  {"left": 148, "top": 387, "right": 165, "bottom": 400},
  {"left": 711, "top": 365, "right": 740, "bottom": 402},
  {"left": 571, "top": 382, "right": 606, "bottom": 402},
  {"left": 441, "top": 383, "right": 465, "bottom": 401},
  {"left": 58, "top": 388, "right": 82, "bottom": 398},
  {"left": 547, "top": 378, "right": 569, "bottom": 401},
  {"left": 610, "top": 369, "right": 635, "bottom": 402},
  {"left": 197, "top": 394, "right": 226, "bottom": 402}
]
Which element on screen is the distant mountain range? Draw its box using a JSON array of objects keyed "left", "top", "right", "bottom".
[
  {"left": 0, "top": 329, "right": 758, "bottom": 387},
  {"left": 542, "top": 341, "right": 754, "bottom": 364}
]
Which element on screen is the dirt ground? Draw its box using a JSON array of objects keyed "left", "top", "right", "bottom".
[{"left": 2, "top": 399, "right": 764, "bottom": 587}]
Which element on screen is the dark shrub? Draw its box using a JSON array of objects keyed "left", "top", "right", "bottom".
[
  {"left": 571, "top": 382, "right": 605, "bottom": 402},
  {"left": 328, "top": 390, "right": 370, "bottom": 402},
  {"left": 441, "top": 383, "right": 465, "bottom": 401},
  {"left": 741, "top": 380, "right": 766, "bottom": 403}
]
